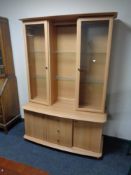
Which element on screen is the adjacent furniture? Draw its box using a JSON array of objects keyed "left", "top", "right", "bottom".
[
  {"left": 21, "top": 12, "right": 117, "bottom": 157},
  {"left": 0, "top": 157, "right": 48, "bottom": 175},
  {"left": 0, "top": 17, "right": 20, "bottom": 132}
]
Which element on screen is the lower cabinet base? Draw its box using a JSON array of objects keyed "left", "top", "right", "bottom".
[
  {"left": 24, "top": 110, "right": 104, "bottom": 158},
  {"left": 24, "top": 134, "right": 102, "bottom": 158}
]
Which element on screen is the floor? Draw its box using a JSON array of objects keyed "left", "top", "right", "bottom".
[{"left": 0, "top": 121, "right": 131, "bottom": 175}]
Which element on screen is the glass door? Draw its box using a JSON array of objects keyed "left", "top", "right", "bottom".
[
  {"left": 0, "top": 34, "right": 5, "bottom": 77},
  {"left": 25, "top": 22, "right": 50, "bottom": 105},
  {"left": 76, "top": 18, "right": 113, "bottom": 112}
]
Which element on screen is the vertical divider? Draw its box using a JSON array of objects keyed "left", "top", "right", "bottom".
[
  {"left": 49, "top": 22, "right": 57, "bottom": 104},
  {"left": 44, "top": 21, "right": 50, "bottom": 105},
  {"left": 75, "top": 19, "right": 82, "bottom": 109},
  {"left": 101, "top": 18, "right": 114, "bottom": 111}
]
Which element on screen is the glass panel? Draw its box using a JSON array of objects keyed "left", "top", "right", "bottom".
[
  {"left": 0, "top": 43, "right": 5, "bottom": 76},
  {"left": 26, "top": 24, "right": 47, "bottom": 103},
  {"left": 79, "top": 20, "right": 109, "bottom": 110}
]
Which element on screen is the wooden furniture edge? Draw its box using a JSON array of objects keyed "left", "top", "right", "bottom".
[
  {"left": 0, "top": 78, "right": 8, "bottom": 96},
  {"left": 23, "top": 103, "right": 107, "bottom": 123},
  {"left": 0, "top": 114, "right": 20, "bottom": 127},
  {"left": 24, "top": 135, "right": 102, "bottom": 158},
  {"left": 0, "top": 17, "right": 8, "bottom": 21},
  {"left": 20, "top": 12, "right": 117, "bottom": 22}
]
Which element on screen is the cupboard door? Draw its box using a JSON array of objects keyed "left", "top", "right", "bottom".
[
  {"left": 47, "top": 116, "right": 72, "bottom": 147},
  {"left": 73, "top": 121, "right": 103, "bottom": 153},
  {"left": 76, "top": 18, "right": 113, "bottom": 112},
  {"left": 25, "top": 22, "right": 50, "bottom": 105},
  {"left": 24, "top": 111, "right": 47, "bottom": 140}
]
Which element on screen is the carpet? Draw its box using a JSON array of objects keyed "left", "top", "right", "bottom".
[
  {"left": 0, "top": 121, "right": 131, "bottom": 175},
  {"left": 0, "top": 157, "right": 48, "bottom": 175}
]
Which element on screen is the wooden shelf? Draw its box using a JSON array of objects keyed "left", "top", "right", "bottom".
[{"left": 23, "top": 100, "right": 107, "bottom": 123}]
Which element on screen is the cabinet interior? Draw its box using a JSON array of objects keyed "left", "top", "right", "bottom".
[{"left": 50, "top": 22, "right": 77, "bottom": 104}]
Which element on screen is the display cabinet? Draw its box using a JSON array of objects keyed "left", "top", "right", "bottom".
[
  {"left": 0, "top": 17, "right": 20, "bottom": 132},
  {"left": 21, "top": 12, "right": 117, "bottom": 157}
]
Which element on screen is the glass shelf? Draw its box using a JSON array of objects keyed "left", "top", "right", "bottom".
[
  {"left": 80, "top": 80, "right": 104, "bottom": 84},
  {"left": 56, "top": 75, "right": 75, "bottom": 81},
  {"left": 32, "top": 75, "right": 46, "bottom": 79},
  {"left": 55, "top": 50, "right": 76, "bottom": 53},
  {"left": 56, "top": 51, "right": 76, "bottom": 61},
  {"left": 80, "top": 53, "right": 106, "bottom": 65},
  {"left": 29, "top": 51, "right": 45, "bottom": 53}
]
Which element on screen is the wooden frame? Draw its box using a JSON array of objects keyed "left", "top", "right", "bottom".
[
  {"left": 76, "top": 17, "right": 114, "bottom": 113},
  {"left": 23, "top": 21, "right": 51, "bottom": 105}
]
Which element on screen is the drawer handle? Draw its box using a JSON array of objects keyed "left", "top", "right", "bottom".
[{"left": 57, "top": 129, "right": 60, "bottom": 133}]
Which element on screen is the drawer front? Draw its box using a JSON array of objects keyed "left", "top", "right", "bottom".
[
  {"left": 47, "top": 116, "right": 72, "bottom": 147},
  {"left": 73, "top": 121, "right": 103, "bottom": 153},
  {"left": 24, "top": 111, "right": 47, "bottom": 140}
]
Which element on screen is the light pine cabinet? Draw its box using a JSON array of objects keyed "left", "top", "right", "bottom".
[{"left": 22, "top": 12, "right": 117, "bottom": 157}]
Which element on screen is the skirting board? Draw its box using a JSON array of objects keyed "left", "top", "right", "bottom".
[{"left": 24, "top": 134, "right": 102, "bottom": 158}]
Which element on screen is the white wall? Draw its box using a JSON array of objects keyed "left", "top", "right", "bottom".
[{"left": 0, "top": 0, "right": 131, "bottom": 140}]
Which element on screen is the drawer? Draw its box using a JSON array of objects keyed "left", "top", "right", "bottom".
[
  {"left": 47, "top": 116, "right": 72, "bottom": 147},
  {"left": 73, "top": 121, "right": 103, "bottom": 153},
  {"left": 24, "top": 111, "right": 47, "bottom": 140}
]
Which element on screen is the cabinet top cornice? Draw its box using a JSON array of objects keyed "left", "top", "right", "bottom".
[{"left": 20, "top": 12, "right": 117, "bottom": 23}]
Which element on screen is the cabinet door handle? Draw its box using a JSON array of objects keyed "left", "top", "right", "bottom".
[
  {"left": 45, "top": 66, "right": 48, "bottom": 69},
  {"left": 78, "top": 68, "right": 85, "bottom": 72}
]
